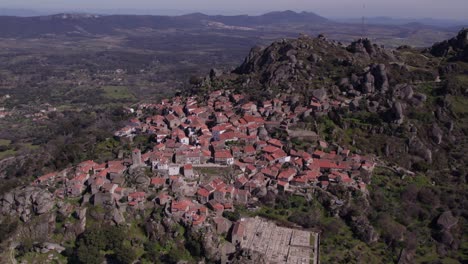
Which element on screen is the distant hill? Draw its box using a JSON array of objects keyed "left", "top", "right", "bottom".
[
  {"left": 335, "top": 16, "right": 468, "bottom": 28},
  {"left": 0, "top": 13, "right": 206, "bottom": 37},
  {"left": 0, "top": 10, "right": 460, "bottom": 48},
  {"left": 0, "top": 10, "right": 330, "bottom": 38}
]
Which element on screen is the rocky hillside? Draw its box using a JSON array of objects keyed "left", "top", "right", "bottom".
[
  {"left": 430, "top": 28, "right": 468, "bottom": 61},
  {"left": 204, "top": 29, "right": 468, "bottom": 172},
  {"left": 197, "top": 29, "right": 468, "bottom": 262}
]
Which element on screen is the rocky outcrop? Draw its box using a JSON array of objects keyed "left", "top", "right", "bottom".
[
  {"left": 0, "top": 187, "right": 55, "bottom": 222},
  {"left": 200, "top": 225, "right": 236, "bottom": 263},
  {"left": 202, "top": 231, "right": 222, "bottom": 261},
  {"left": 92, "top": 192, "right": 114, "bottom": 206},
  {"left": 393, "top": 84, "right": 414, "bottom": 100},
  {"left": 230, "top": 249, "right": 268, "bottom": 264},
  {"left": 144, "top": 219, "right": 165, "bottom": 241},
  {"left": 16, "top": 213, "right": 56, "bottom": 246},
  {"left": 340, "top": 63, "right": 390, "bottom": 96},
  {"left": 37, "top": 242, "right": 66, "bottom": 254},
  {"left": 347, "top": 38, "right": 377, "bottom": 55},
  {"left": 210, "top": 68, "right": 223, "bottom": 79},
  {"left": 74, "top": 207, "right": 87, "bottom": 235},
  {"left": 430, "top": 29, "right": 468, "bottom": 62},
  {"left": 433, "top": 211, "right": 458, "bottom": 249},
  {"left": 57, "top": 201, "right": 74, "bottom": 219},
  {"left": 311, "top": 88, "right": 327, "bottom": 101},
  {"left": 430, "top": 124, "right": 443, "bottom": 145},
  {"left": 392, "top": 101, "right": 404, "bottom": 124},
  {"left": 347, "top": 38, "right": 395, "bottom": 61},
  {"left": 112, "top": 207, "right": 125, "bottom": 225},
  {"left": 408, "top": 137, "right": 432, "bottom": 163},
  {"left": 436, "top": 211, "right": 458, "bottom": 230},
  {"left": 371, "top": 64, "right": 389, "bottom": 93},
  {"left": 235, "top": 45, "right": 266, "bottom": 74}
]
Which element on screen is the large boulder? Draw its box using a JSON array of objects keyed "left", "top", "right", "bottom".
[
  {"left": 347, "top": 38, "right": 376, "bottom": 55},
  {"left": 362, "top": 72, "right": 375, "bottom": 94},
  {"left": 371, "top": 64, "right": 389, "bottom": 93},
  {"left": 394, "top": 84, "right": 414, "bottom": 100},
  {"left": 40, "top": 242, "right": 66, "bottom": 254},
  {"left": 430, "top": 124, "right": 443, "bottom": 145},
  {"left": 408, "top": 137, "right": 432, "bottom": 163},
  {"left": 0, "top": 187, "right": 54, "bottom": 220},
  {"left": 33, "top": 191, "right": 54, "bottom": 215},
  {"left": 437, "top": 211, "right": 458, "bottom": 230},
  {"left": 350, "top": 216, "right": 380, "bottom": 244},
  {"left": 392, "top": 101, "right": 404, "bottom": 124},
  {"left": 202, "top": 231, "right": 221, "bottom": 261},
  {"left": 210, "top": 68, "right": 223, "bottom": 79},
  {"left": 112, "top": 208, "right": 125, "bottom": 225},
  {"left": 435, "top": 230, "right": 455, "bottom": 247},
  {"left": 311, "top": 88, "right": 327, "bottom": 101},
  {"left": 92, "top": 192, "right": 114, "bottom": 206}
]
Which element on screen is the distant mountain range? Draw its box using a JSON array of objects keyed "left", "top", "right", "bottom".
[
  {"left": 336, "top": 16, "right": 468, "bottom": 28},
  {"left": 0, "top": 10, "right": 331, "bottom": 38},
  {"left": 2, "top": 8, "right": 466, "bottom": 27},
  {"left": 0, "top": 10, "right": 463, "bottom": 49}
]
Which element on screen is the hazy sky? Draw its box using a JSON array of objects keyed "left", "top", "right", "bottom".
[{"left": 2, "top": 0, "right": 468, "bottom": 19}]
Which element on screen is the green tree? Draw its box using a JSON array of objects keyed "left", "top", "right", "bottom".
[
  {"left": 143, "top": 241, "right": 163, "bottom": 263},
  {"left": 114, "top": 244, "right": 137, "bottom": 264},
  {"left": 77, "top": 244, "right": 104, "bottom": 264}
]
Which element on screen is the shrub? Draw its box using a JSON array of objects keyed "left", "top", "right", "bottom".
[
  {"left": 114, "top": 244, "right": 138, "bottom": 264},
  {"left": 223, "top": 211, "right": 240, "bottom": 222},
  {"left": 287, "top": 211, "right": 318, "bottom": 228}
]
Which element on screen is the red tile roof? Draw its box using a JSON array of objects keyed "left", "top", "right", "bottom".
[
  {"left": 151, "top": 177, "right": 166, "bottom": 186},
  {"left": 129, "top": 192, "right": 146, "bottom": 199},
  {"left": 197, "top": 188, "right": 210, "bottom": 197},
  {"left": 215, "top": 150, "right": 233, "bottom": 159}
]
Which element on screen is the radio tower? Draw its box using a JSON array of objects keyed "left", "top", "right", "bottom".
[{"left": 361, "top": 3, "right": 367, "bottom": 39}]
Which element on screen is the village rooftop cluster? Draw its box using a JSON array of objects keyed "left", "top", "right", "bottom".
[{"left": 33, "top": 89, "right": 375, "bottom": 245}]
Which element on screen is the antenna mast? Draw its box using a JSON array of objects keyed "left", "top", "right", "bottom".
[{"left": 361, "top": 3, "right": 367, "bottom": 39}]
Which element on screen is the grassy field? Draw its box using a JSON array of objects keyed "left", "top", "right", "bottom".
[
  {"left": 101, "top": 86, "right": 136, "bottom": 101},
  {"left": 0, "top": 149, "right": 16, "bottom": 159},
  {"left": 0, "top": 139, "right": 14, "bottom": 159},
  {"left": 0, "top": 140, "right": 40, "bottom": 160},
  {"left": 0, "top": 139, "right": 11, "bottom": 146},
  {"left": 449, "top": 95, "right": 468, "bottom": 115},
  {"left": 456, "top": 74, "right": 468, "bottom": 84}
]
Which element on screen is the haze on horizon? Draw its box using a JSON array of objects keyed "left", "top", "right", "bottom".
[{"left": 1, "top": 0, "right": 468, "bottom": 20}]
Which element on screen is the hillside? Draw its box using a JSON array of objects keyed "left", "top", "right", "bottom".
[
  {"left": 0, "top": 26, "right": 466, "bottom": 263},
  {"left": 202, "top": 29, "right": 468, "bottom": 176},
  {"left": 194, "top": 29, "right": 468, "bottom": 262}
]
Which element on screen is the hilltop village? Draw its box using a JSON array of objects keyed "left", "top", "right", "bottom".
[
  {"left": 29, "top": 89, "right": 375, "bottom": 250},
  {"left": 1, "top": 27, "right": 466, "bottom": 264}
]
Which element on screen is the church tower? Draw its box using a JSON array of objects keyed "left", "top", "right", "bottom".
[{"left": 132, "top": 148, "right": 142, "bottom": 167}]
